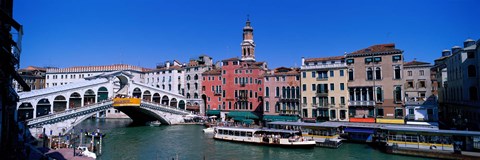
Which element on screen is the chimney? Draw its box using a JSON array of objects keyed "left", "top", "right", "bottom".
[
  {"left": 441, "top": 49, "right": 451, "bottom": 57},
  {"left": 301, "top": 57, "right": 305, "bottom": 66},
  {"left": 166, "top": 61, "right": 171, "bottom": 68},
  {"left": 451, "top": 46, "right": 462, "bottom": 54},
  {"left": 464, "top": 39, "right": 475, "bottom": 48}
]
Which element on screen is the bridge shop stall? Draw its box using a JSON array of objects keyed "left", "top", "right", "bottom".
[
  {"left": 266, "top": 121, "right": 343, "bottom": 148},
  {"left": 378, "top": 126, "right": 480, "bottom": 159}
]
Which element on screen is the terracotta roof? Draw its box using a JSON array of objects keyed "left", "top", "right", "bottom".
[
  {"left": 264, "top": 67, "right": 300, "bottom": 76},
  {"left": 149, "top": 65, "right": 183, "bottom": 72},
  {"left": 404, "top": 60, "right": 431, "bottom": 66},
  {"left": 202, "top": 69, "right": 222, "bottom": 75},
  {"left": 304, "top": 56, "right": 344, "bottom": 63},
  {"left": 348, "top": 43, "right": 401, "bottom": 56}
]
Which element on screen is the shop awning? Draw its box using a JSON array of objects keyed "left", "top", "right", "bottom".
[
  {"left": 240, "top": 119, "right": 254, "bottom": 124},
  {"left": 263, "top": 115, "right": 299, "bottom": 122},
  {"left": 206, "top": 110, "right": 221, "bottom": 116},
  {"left": 227, "top": 111, "right": 259, "bottom": 119},
  {"left": 344, "top": 128, "right": 375, "bottom": 134}
]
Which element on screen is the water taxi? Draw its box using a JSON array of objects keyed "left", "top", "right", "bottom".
[
  {"left": 213, "top": 127, "right": 316, "bottom": 148},
  {"left": 267, "top": 121, "right": 343, "bottom": 148}
]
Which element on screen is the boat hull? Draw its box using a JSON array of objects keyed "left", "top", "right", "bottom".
[{"left": 213, "top": 136, "right": 316, "bottom": 148}]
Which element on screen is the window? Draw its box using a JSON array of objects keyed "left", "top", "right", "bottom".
[
  {"left": 365, "top": 57, "right": 373, "bottom": 63},
  {"left": 330, "top": 83, "right": 334, "bottom": 91},
  {"left": 367, "top": 68, "right": 373, "bottom": 80},
  {"left": 376, "top": 87, "right": 383, "bottom": 102},
  {"left": 330, "top": 71, "right": 334, "bottom": 77},
  {"left": 330, "top": 97, "right": 335, "bottom": 105},
  {"left": 265, "top": 87, "right": 269, "bottom": 97},
  {"left": 276, "top": 87, "right": 280, "bottom": 97},
  {"left": 222, "top": 70, "right": 226, "bottom": 74},
  {"left": 468, "top": 52, "right": 475, "bottom": 59},
  {"left": 346, "top": 59, "right": 354, "bottom": 64},
  {"left": 340, "top": 70, "right": 344, "bottom": 76},
  {"left": 470, "top": 86, "right": 478, "bottom": 101},
  {"left": 266, "top": 101, "right": 270, "bottom": 112},
  {"left": 302, "top": 84, "right": 306, "bottom": 91},
  {"left": 394, "top": 66, "right": 401, "bottom": 79},
  {"left": 395, "top": 108, "right": 403, "bottom": 118},
  {"left": 340, "top": 97, "right": 345, "bottom": 105},
  {"left": 375, "top": 67, "right": 381, "bottom": 80},
  {"left": 302, "top": 72, "right": 306, "bottom": 78},
  {"left": 224, "top": 62, "right": 229, "bottom": 66},
  {"left": 312, "top": 71, "right": 316, "bottom": 78},
  {"left": 348, "top": 69, "right": 354, "bottom": 81},
  {"left": 340, "top": 83, "right": 345, "bottom": 90},
  {"left": 392, "top": 55, "right": 402, "bottom": 62},
  {"left": 419, "top": 70, "right": 424, "bottom": 76},
  {"left": 407, "top": 81, "right": 413, "bottom": 88},
  {"left": 373, "top": 57, "right": 382, "bottom": 62},
  {"left": 409, "top": 108, "right": 414, "bottom": 115},
  {"left": 377, "top": 108, "right": 384, "bottom": 117},
  {"left": 312, "top": 84, "right": 316, "bottom": 91},
  {"left": 394, "top": 86, "right": 402, "bottom": 102},
  {"left": 468, "top": 65, "right": 476, "bottom": 77},
  {"left": 419, "top": 81, "right": 426, "bottom": 88}
]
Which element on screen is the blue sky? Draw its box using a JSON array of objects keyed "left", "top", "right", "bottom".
[{"left": 14, "top": 0, "right": 479, "bottom": 69}]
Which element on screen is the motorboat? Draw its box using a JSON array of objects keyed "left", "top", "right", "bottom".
[
  {"left": 149, "top": 121, "right": 161, "bottom": 127},
  {"left": 203, "top": 127, "right": 215, "bottom": 133},
  {"left": 77, "top": 146, "right": 97, "bottom": 159}
]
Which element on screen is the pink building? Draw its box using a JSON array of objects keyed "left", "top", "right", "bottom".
[
  {"left": 201, "top": 68, "right": 222, "bottom": 112},
  {"left": 263, "top": 67, "right": 301, "bottom": 121}
]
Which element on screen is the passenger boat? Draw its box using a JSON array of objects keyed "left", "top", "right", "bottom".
[
  {"left": 213, "top": 127, "right": 316, "bottom": 148},
  {"left": 77, "top": 146, "right": 97, "bottom": 159}
]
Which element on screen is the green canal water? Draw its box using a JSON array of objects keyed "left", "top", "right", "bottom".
[{"left": 77, "top": 119, "right": 432, "bottom": 160}]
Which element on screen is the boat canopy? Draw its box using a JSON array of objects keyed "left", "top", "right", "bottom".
[
  {"left": 227, "top": 111, "right": 259, "bottom": 119},
  {"left": 263, "top": 115, "right": 299, "bottom": 122},
  {"left": 206, "top": 110, "right": 221, "bottom": 116},
  {"left": 344, "top": 128, "right": 375, "bottom": 134}
]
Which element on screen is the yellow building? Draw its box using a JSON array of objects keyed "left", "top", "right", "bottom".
[{"left": 300, "top": 56, "right": 349, "bottom": 121}]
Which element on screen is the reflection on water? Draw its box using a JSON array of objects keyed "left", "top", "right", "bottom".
[{"left": 78, "top": 119, "right": 431, "bottom": 160}]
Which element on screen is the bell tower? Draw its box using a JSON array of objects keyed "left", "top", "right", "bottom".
[{"left": 241, "top": 17, "right": 255, "bottom": 61}]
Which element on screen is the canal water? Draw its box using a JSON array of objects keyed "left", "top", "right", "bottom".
[{"left": 77, "top": 119, "right": 431, "bottom": 160}]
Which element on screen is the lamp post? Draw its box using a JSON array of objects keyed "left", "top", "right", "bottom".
[{"left": 72, "top": 127, "right": 75, "bottom": 157}]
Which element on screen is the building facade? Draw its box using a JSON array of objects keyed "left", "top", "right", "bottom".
[
  {"left": 438, "top": 39, "right": 480, "bottom": 130},
  {"left": 345, "top": 44, "right": 405, "bottom": 123},
  {"left": 46, "top": 64, "right": 148, "bottom": 88},
  {"left": 202, "top": 68, "right": 222, "bottom": 111},
  {"left": 263, "top": 67, "right": 301, "bottom": 116},
  {"left": 184, "top": 55, "right": 214, "bottom": 114},
  {"left": 14, "top": 66, "right": 46, "bottom": 91},
  {"left": 145, "top": 60, "right": 184, "bottom": 96},
  {"left": 403, "top": 60, "right": 437, "bottom": 124},
  {"left": 300, "top": 56, "right": 349, "bottom": 122}
]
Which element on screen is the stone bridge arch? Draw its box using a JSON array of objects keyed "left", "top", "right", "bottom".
[
  {"left": 53, "top": 95, "right": 67, "bottom": 112},
  {"left": 36, "top": 98, "right": 51, "bottom": 117},
  {"left": 69, "top": 92, "right": 82, "bottom": 109}
]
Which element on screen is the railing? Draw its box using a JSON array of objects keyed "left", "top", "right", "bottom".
[
  {"left": 316, "top": 77, "right": 328, "bottom": 81},
  {"left": 301, "top": 63, "right": 347, "bottom": 70},
  {"left": 140, "top": 100, "right": 191, "bottom": 115},
  {"left": 348, "top": 101, "right": 375, "bottom": 106},
  {"left": 311, "top": 103, "right": 318, "bottom": 107},
  {"left": 316, "top": 92, "right": 328, "bottom": 97},
  {"left": 27, "top": 100, "right": 114, "bottom": 126}
]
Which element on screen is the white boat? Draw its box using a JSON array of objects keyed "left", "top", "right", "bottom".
[
  {"left": 203, "top": 127, "right": 215, "bottom": 133},
  {"left": 149, "top": 121, "right": 161, "bottom": 127},
  {"left": 213, "top": 127, "right": 316, "bottom": 148},
  {"left": 77, "top": 146, "right": 97, "bottom": 159}
]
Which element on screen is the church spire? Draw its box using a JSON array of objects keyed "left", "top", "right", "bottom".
[{"left": 241, "top": 16, "right": 255, "bottom": 61}]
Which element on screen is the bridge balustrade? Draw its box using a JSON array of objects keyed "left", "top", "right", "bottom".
[
  {"left": 27, "top": 99, "right": 113, "bottom": 126},
  {"left": 141, "top": 100, "right": 191, "bottom": 115}
]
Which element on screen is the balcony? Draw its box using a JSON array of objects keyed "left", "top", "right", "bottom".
[
  {"left": 348, "top": 101, "right": 375, "bottom": 106},
  {"left": 311, "top": 103, "right": 318, "bottom": 107},
  {"left": 316, "top": 92, "right": 328, "bottom": 97},
  {"left": 240, "top": 83, "right": 246, "bottom": 87},
  {"left": 316, "top": 77, "right": 328, "bottom": 81},
  {"left": 214, "top": 91, "right": 222, "bottom": 96},
  {"left": 236, "top": 96, "right": 248, "bottom": 101},
  {"left": 339, "top": 104, "right": 346, "bottom": 108}
]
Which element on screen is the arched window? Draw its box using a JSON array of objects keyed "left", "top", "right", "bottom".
[
  {"left": 376, "top": 87, "right": 383, "bottom": 102},
  {"left": 286, "top": 87, "right": 291, "bottom": 99},
  {"left": 470, "top": 86, "right": 478, "bottom": 101},
  {"left": 348, "top": 69, "right": 354, "bottom": 81},
  {"left": 194, "top": 83, "right": 198, "bottom": 90},
  {"left": 394, "top": 86, "right": 402, "bottom": 102},
  {"left": 265, "top": 101, "right": 270, "bottom": 112},
  {"left": 366, "top": 68, "right": 373, "bottom": 80},
  {"left": 282, "top": 87, "right": 286, "bottom": 98},
  {"left": 194, "top": 93, "right": 199, "bottom": 99},
  {"left": 187, "top": 75, "right": 191, "bottom": 80},
  {"left": 186, "top": 93, "right": 191, "bottom": 99},
  {"left": 265, "top": 87, "right": 270, "bottom": 97},
  {"left": 194, "top": 74, "right": 199, "bottom": 80},
  {"left": 394, "top": 66, "right": 401, "bottom": 79},
  {"left": 291, "top": 86, "right": 296, "bottom": 99},
  {"left": 375, "top": 67, "right": 381, "bottom": 80},
  {"left": 276, "top": 87, "right": 280, "bottom": 97},
  {"left": 187, "top": 83, "right": 190, "bottom": 90},
  {"left": 468, "top": 65, "right": 476, "bottom": 77}
]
